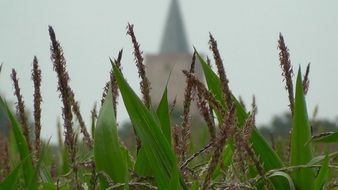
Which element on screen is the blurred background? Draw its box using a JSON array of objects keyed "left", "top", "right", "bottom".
[{"left": 1, "top": 0, "right": 338, "bottom": 143}]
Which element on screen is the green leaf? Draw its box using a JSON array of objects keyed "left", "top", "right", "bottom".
[
  {"left": 268, "top": 171, "right": 296, "bottom": 190},
  {"left": 61, "top": 147, "right": 70, "bottom": 174},
  {"left": 156, "top": 87, "right": 171, "bottom": 145},
  {"left": 0, "top": 159, "right": 22, "bottom": 190},
  {"left": 94, "top": 85, "right": 128, "bottom": 189},
  {"left": 190, "top": 182, "right": 199, "bottom": 190},
  {"left": 312, "top": 132, "right": 338, "bottom": 143},
  {"left": 135, "top": 87, "right": 171, "bottom": 178},
  {"left": 0, "top": 97, "right": 36, "bottom": 188},
  {"left": 308, "top": 151, "right": 338, "bottom": 165},
  {"left": 313, "top": 154, "right": 329, "bottom": 190},
  {"left": 113, "top": 64, "right": 185, "bottom": 189},
  {"left": 40, "top": 166, "right": 53, "bottom": 184},
  {"left": 40, "top": 183, "right": 57, "bottom": 190},
  {"left": 134, "top": 147, "right": 152, "bottom": 177},
  {"left": 222, "top": 144, "right": 234, "bottom": 168},
  {"left": 290, "top": 68, "right": 315, "bottom": 189},
  {"left": 41, "top": 183, "right": 70, "bottom": 190},
  {"left": 195, "top": 51, "right": 286, "bottom": 188},
  {"left": 27, "top": 142, "right": 49, "bottom": 190}
]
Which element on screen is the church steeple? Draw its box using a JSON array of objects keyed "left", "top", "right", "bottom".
[{"left": 160, "top": 0, "right": 189, "bottom": 54}]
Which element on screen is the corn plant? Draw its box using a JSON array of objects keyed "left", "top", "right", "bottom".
[{"left": 0, "top": 25, "right": 337, "bottom": 190}]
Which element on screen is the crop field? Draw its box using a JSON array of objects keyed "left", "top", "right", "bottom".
[{"left": 0, "top": 24, "right": 337, "bottom": 190}]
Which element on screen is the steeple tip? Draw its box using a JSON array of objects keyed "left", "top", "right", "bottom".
[{"left": 160, "top": 0, "right": 189, "bottom": 54}]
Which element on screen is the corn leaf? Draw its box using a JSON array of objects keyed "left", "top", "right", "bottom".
[
  {"left": 268, "top": 171, "right": 296, "bottom": 190},
  {"left": 113, "top": 64, "right": 185, "bottom": 189},
  {"left": 41, "top": 183, "right": 70, "bottom": 190},
  {"left": 40, "top": 166, "right": 53, "bottom": 184},
  {"left": 196, "top": 51, "right": 286, "bottom": 188},
  {"left": 61, "top": 147, "right": 70, "bottom": 174},
  {"left": 0, "top": 158, "right": 23, "bottom": 190},
  {"left": 156, "top": 87, "right": 171, "bottom": 145},
  {"left": 135, "top": 86, "right": 171, "bottom": 177},
  {"left": 312, "top": 132, "right": 338, "bottom": 143},
  {"left": 308, "top": 151, "right": 338, "bottom": 165},
  {"left": 290, "top": 68, "right": 315, "bottom": 189},
  {"left": 94, "top": 86, "right": 128, "bottom": 189},
  {"left": 134, "top": 147, "right": 152, "bottom": 176},
  {"left": 313, "top": 154, "right": 329, "bottom": 190},
  {"left": 0, "top": 97, "right": 36, "bottom": 189},
  {"left": 27, "top": 142, "right": 49, "bottom": 190}
]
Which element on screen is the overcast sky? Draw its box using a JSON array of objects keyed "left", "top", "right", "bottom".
[{"left": 1, "top": 0, "right": 338, "bottom": 142}]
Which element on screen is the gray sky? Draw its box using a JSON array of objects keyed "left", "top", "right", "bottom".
[{"left": 1, "top": 0, "right": 338, "bottom": 142}]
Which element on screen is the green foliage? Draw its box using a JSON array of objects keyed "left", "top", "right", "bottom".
[
  {"left": 290, "top": 69, "right": 315, "bottom": 189},
  {"left": 313, "top": 154, "right": 329, "bottom": 190},
  {"left": 312, "top": 132, "right": 338, "bottom": 143},
  {"left": 156, "top": 87, "right": 171, "bottom": 145},
  {"left": 94, "top": 85, "right": 128, "bottom": 188},
  {"left": 0, "top": 159, "right": 22, "bottom": 190},
  {"left": 0, "top": 97, "right": 37, "bottom": 189},
  {"left": 113, "top": 64, "right": 184, "bottom": 189}
]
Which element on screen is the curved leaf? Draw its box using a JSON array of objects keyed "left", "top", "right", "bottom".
[{"left": 268, "top": 171, "right": 296, "bottom": 190}]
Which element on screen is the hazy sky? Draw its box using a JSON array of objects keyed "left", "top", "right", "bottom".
[{"left": 1, "top": 0, "right": 338, "bottom": 142}]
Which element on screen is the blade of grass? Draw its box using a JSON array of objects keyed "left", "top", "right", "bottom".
[
  {"left": 268, "top": 171, "right": 296, "bottom": 190},
  {"left": 156, "top": 87, "right": 171, "bottom": 145},
  {"left": 61, "top": 147, "right": 70, "bottom": 174},
  {"left": 290, "top": 68, "right": 315, "bottom": 189},
  {"left": 40, "top": 183, "right": 57, "bottom": 190},
  {"left": 94, "top": 85, "right": 128, "bottom": 189},
  {"left": 313, "top": 154, "right": 329, "bottom": 190},
  {"left": 0, "top": 97, "right": 36, "bottom": 188},
  {"left": 308, "top": 151, "right": 338, "bottom": 165},
  {"left": 0, "top": 157, "right": 24, "bottom": 190},
  {"left": 28, "top": 141, "right": 50, "bottom": 190},
  {"left": 134, "top": 147, "right": 152, "bottom": 176},
  {"left": 113, "top": 64, "right": 185, "bottom": 189},
  {"left": 311, "top": 132, "right": 338, "bottom": 143},
  {"left": 135, "top": 86, "right": 170, "bottom": 177},
  {"left": 195, "top": 51, "right": 286, "bottom": 188},
  {"left": 40, "top": 166, "right": 53, "bottom": 184}
]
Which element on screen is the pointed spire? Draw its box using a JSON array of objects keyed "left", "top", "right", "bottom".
[{"left": 160, "top": 0, "right": 189, "bottom": 54}]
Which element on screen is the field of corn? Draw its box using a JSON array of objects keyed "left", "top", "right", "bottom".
[{"left": 0, "top": 24, "right": 338, "bottom": 190}]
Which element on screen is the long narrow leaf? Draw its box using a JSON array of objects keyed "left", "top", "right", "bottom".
[
  {"left": 311, "top": 132, "right": 338, "bottom": 143},
  {"left": 134, "top": 147, "right": 152, "bottom": 176},
  {"left": 0, "top": 158, "right": 23, "bottom": 190},
  {"left": 313, "top": 154, "right": 329, "bottom": 190},
  {"left": 0, "top": 97, "right": 35, "bottom": 188},
  {"left": 94, "top": 86, "right": 128, "bottom": 189},
  {"left": 156, "top": 87, "right": 171, "bottom": 145},
  {"left": 308, "top": 151, "right": 338, "bottom": 165},
  {"left": 113, "top": 64, "right": 184, "bottom": 189},
  {"left": 290, "top": 68, "right": 315, "bottom": 189},
  {"left": 135, "top": 87, "right": 171, "bottom": 178}
]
